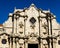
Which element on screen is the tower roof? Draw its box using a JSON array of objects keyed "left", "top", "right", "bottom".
[{"left": 30, "top": 3, "right": 35, "bottom": 6}]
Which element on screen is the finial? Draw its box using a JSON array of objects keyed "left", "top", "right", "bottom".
[
  {"left": 14, "top": 7, "right": 16, "bottom": 11},
  {"left": 31, "top": 3, "right": 35, "bottom": 7}
]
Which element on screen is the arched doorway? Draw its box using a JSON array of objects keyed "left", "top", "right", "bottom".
[{"left": 28, "top": 44, "right": 38, "bottom": 48}]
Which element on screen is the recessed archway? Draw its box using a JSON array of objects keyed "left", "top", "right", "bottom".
[{"left": 28, "top": 44, "right": 38, "bottom": 48}]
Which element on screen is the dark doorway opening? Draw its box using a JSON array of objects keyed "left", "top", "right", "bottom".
[{"left": 28, "top": 44, "right": 38, "bottom": 48}]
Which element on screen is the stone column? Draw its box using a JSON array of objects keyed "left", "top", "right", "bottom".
[
  {"left": 13, "top": 38, "right": 15, "bottom": 48},
  {"left": 15, "top": 38, "right": 17, "bottom": 48},
  {"left": 8, "top": 37, "right": 10, "bottom": 48},
  {"left": 11, "top": 37, "right": 13, "bottom": 48},
  {"left": 0, "top": 36, "right": 1, "bottom": 46},
  {"left": 24, "top": 17, "right": 28, "bottom": 36},
  {"left": 48, "top": 20, "right": 51, "bottom": 35},
  {"left": 40, "top": 39, "right": 43, "bottom": 48},
  {"left": 16, "top": 38, "right": 19, "bottom": 48},
  {"left": 10, "top": 38, "right": 11, "bottom": 48},
  {"left": 24, "top": 39, "right": 28, "bottom": 48},
  {"left": 53, "top": 39, "right": 56, "bottom": 48},
  {"left": 38, "top": 16, "right": 41, "bottom": 48},
  {"left": 49, "top": 39, "right": 52, "bottom": 48},
  {"left": 38, "top": 39, "right": 40, "bottom": 48}
]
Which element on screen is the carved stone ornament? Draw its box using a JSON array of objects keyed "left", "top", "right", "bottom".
[
  {"left": 30, "top": 33, "right": 37, "bottom": 37},
  {"left": 42, "top": 22, "right": 48, "bottom": 29},
  {"left": 19, "top": 22, "right": 24, "bottom": 28},
  {"left": 30, "top": 25, "right": 35, "bottom": 29}
]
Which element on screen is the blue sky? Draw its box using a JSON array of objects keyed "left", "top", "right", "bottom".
[{"left": 0, "top": 0, "right": 60, "bottom": 24}]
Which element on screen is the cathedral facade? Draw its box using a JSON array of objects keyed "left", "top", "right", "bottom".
[{"left": 0, "top": 4, "right": 60, "bottom": 48}]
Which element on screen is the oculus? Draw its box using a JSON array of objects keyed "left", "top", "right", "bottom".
[
  {"left": 30, "top": 17, "right": 36, "bottom": 24},
  {"left": 2, "top": 39, "right": 7, "bottom": 44}
]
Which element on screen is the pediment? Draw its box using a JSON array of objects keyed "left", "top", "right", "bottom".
[{"left": 26, "top": 4, "right": 39, "bottom": 17}]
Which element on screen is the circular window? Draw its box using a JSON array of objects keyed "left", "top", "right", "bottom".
[{"left": 2, "top": 39, "right": 7, "bottom": 44}]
